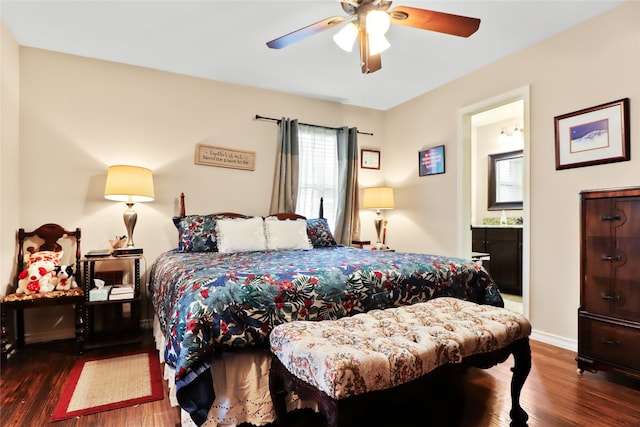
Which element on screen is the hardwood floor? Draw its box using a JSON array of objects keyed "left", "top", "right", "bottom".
[{"left": 1, "top": 331, "right": 639, "bottom": 426}]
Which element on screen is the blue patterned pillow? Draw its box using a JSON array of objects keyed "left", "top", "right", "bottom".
[
  {"left": 306, "top": 218, "right": 337, "bottom": 247},
  {"left": 173, "top": 214, "right": 247, "bottom": 252}
]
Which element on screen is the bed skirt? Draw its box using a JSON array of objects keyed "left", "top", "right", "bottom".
[{"left": 153, "top": 318, "right": 316, "bottom": 426}]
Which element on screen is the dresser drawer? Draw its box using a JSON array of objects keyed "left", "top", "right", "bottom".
[
  {"left": 583, "top": 277, "right": 640, "bottom": 321},
  {"left": 579, "top": 317, "right": 640, "bottom": 371}
]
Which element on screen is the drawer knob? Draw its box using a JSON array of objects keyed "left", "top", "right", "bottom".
[
  {"left": 601, "top": 254, "right": 621, "bottom": 262},
  {"left": 601, "top": 338, "right": 622, "bottom": 347},
  {"left": 600, "top": 293, "right": 620, "bottom": 302},
  {"left": 601, "top": 215, "right": 621, "bottom": 221}
]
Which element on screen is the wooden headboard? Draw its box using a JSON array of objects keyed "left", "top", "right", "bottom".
[{"left": 178, "top": 192, "right": 311, "bottom": 220}]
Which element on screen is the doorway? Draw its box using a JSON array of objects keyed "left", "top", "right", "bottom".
[{"left": 457, "top": 87, "right": 530, "bottom": 317}]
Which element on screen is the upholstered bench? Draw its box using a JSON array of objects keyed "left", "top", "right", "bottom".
[{"left": 269, "top": 297, "right": 532, "bottom": 427}]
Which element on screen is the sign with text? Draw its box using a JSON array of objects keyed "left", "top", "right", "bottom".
[{"left": 195, "top": 144, "right": 255, "bottom": 171}]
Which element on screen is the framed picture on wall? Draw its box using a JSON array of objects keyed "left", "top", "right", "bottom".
[
  {"left": 419, "top": 145, "right": 445, "bottom": 176},
  {"left": 554, "top": 98, "right": 630, "bottom": 170},
  {"left": 361, "top": 149, "right": 380, "bottom": 169}
]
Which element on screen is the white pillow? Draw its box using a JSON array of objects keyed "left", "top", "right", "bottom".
[
  {"left": 264, "top": 217, "right": 312, "bottom": 251},
  {"left": 216, "top": 217, "right": 267, "bottom": 253}
]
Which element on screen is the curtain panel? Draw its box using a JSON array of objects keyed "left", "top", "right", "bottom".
[
  {"left": 269, "top": 118, "right": 299, "bottom": 214},
  {"left": 334, "top": 127, "right": 359, "bottom": 245}
]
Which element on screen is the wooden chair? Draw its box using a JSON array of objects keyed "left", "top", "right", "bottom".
[{"left": 0, "top": 224, "right": 84, "bottom": 367}]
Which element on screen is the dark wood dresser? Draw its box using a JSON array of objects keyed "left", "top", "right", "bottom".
[{"left": 578, "top": 187, "right": 640, "bottom": 379}]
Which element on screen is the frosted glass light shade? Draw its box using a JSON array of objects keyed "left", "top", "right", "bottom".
[
  {"left": 104, "top": 165, "right": 155, "bottom": 203},
  {"left": 366, "top": 10, "right": 391, "bottom": 35},
  {"left": 363, "top": 186, "right": 395, "bottom": 210},
  {"left": 368, "top": 34, "right": 390, "bottom": 55},
  {"left": 333, "top": 22, "right": 358, "bottom": 52}
]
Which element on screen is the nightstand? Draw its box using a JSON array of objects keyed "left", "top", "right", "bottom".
[{"left": 80, "top": 253, "right": 143, "bottom": 350}]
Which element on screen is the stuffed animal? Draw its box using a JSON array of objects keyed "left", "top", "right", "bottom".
[
  {"left": 52, "top": 265, "right": 77, "bottom": 291},
  {"left": 17, "top": 260, "right": 56, "bottom": 294}
]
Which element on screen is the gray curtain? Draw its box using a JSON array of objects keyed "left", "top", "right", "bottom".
[
  {"left": 334, "top": 127, "right": 359, "bottom": 245},
  {"left": 270, "top": 118, "right": 299, "bottom": 214}
]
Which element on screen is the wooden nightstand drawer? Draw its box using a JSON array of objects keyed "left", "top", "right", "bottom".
[{"left": 579, "top": 316, "right": 640, "bottom": 371}]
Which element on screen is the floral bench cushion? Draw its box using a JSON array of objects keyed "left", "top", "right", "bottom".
[{"left": 269, "top": 297, "right": 531, "bottom": 400}]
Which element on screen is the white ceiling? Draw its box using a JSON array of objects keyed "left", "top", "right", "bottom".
[{"left": 0, "top": 0, "right": 626, "bottom": 111}]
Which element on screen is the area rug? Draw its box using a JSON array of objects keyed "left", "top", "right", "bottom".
[{"left": 50, "top": 350, "right": 164, "bottom": 422}]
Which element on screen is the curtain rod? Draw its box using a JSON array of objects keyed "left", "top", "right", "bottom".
[{"left": 255, "top": 114, "right": 373, "bottom": 136}]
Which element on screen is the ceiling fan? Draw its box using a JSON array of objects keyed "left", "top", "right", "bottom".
[{"left": 266, "top": 0, "right": 481, "bottom": 74}]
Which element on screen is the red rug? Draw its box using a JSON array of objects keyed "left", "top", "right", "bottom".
[{"left": 50, "top": 350, "right": 164, "bottom": 422}]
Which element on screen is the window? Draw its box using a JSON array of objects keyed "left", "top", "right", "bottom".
[{"left": 296, "top": 124, "right": 339, "bottom": 230}]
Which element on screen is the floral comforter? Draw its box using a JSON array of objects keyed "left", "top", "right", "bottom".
[{"left": 148, "top": 246, "right": 503, "bottom": 423}]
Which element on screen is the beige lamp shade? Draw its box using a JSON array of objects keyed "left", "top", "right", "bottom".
[
  {"left": 104, "top": 165, "right": 155, "bottom": 203},
  {"left": 362, "top": 186, "right": 394, "bottom": 210}
]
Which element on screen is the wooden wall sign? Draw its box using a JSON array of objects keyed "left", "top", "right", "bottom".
[{"left": 195, "top": 144, "right": 255, "bottom": 171}]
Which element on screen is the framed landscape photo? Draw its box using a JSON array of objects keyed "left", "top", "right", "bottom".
[
  {"left": 361, "top": 149, "right": 380, "bottom": 170},
  {"left": 419, "top": 145, "right": 445, "bottom": 176},
  {"left": 554, "top": 98, "right": 630, "bottom": 170}
]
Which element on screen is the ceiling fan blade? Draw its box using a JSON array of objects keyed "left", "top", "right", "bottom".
[
  {"left": 359, "top": 27, "right": 382, "bottom": 74},
  {"left": 389, "top": 6, "right": 480, "bottom": 37},
  {"left": 267, "top": 16, "right": 346, "bottom": 49}
]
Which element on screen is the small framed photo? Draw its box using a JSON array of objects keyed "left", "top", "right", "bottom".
[
  {"left": 419, "top": 145, "right": 445, "bottom": 176},
  {"left": 361, "top": 149, "right": 380, "bottom": 170},
  {"left": 554, "top": 98, "right": 630, "bottom": 170}
]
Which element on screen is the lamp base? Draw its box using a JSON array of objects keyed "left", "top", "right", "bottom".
[{"left": 123, "top": 203, "right": 137, "bottom": 247}]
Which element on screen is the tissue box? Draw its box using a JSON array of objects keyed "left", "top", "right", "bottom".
[{"left": 89, "top": 285, "right": 112, "bottom": 302}]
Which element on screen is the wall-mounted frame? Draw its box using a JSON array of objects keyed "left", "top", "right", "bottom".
[
  {"left": 488, "top": 150, "right": 523, "bottom": 211},
  {"left": 554, "top": 98, "right": 630, "bottom": 170},
  {"left": 360, "top": 149, "right": 380, "bottom": 170},
  {"left": 195, "top": 144, "right": 255, "bottom": 171},
  {"left": 418, "top": 145, "right": 445, "bottom": 176}
]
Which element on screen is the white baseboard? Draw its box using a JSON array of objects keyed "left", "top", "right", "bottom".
[{"left": 530, "top": 328, "right": 577, "bottom": 352}]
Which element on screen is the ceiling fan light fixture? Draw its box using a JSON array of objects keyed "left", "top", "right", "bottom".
[
  {"left": 366, "top": 10, "right": 391, "bottom": 35},
  {"left": 333, "top": 22, "right": 358, "bottom": 52},
  {"left": 368, "top": 33, "right": 391, "bottom": 55}
]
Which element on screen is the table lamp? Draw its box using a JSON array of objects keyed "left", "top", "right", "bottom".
[
  {"left": 104, "top": 165, "right": 154, "bottom": 250},
  {"left": 362, "top": 186, "right": 394, "bottom": 250}
]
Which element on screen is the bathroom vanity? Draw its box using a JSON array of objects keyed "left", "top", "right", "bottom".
[{"left": 471, "top": 225, "right": 523, "bottom": 296}]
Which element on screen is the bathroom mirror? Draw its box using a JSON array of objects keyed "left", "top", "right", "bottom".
[{"left": 488, "top": 150, "right": 523, "bottom": 210}]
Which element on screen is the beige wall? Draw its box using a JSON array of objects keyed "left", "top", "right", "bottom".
[
  {"left": 384, "top": 2, "right": 639, "bottom": 347},
  {"left": 1, "top": 21, "right": 20, "bottom": 297}
]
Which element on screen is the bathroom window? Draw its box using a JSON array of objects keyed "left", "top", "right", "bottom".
[{"left": 488, "top": 150, "right": 523, "bottom": 210}]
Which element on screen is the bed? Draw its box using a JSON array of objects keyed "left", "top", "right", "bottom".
[{"left": 149, "top": 195, "right": 504, "bottom": 426}]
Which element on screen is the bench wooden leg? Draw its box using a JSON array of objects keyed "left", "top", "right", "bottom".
[{"left": 509, "top": 338, "right": 531, "bottom": 426}]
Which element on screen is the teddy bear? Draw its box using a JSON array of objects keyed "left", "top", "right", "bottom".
[
  {"left": 52, "top": 265, "right": 77, "bottom": 291},
  {"left": 17, "top": 260, "right": 56, "bottom": 294}
]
